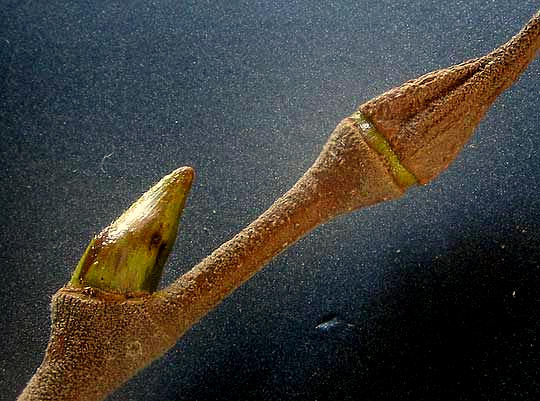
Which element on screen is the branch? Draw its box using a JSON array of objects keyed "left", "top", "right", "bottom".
[{"left": 18, "top": 10, "right": 539, "bottom": 401}]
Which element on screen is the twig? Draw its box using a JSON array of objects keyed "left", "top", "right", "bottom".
[{"left": 17, "top": 10, "right": 540, "bottom": 401}]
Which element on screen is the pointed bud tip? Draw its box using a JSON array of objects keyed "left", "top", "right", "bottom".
[
  {"left": 151, "top": 166, "right": 194, "bottom": 204},
  {"left": 166, "top": 166, "right": 195, "bottom": 187},
  {"left": 360, "top": 11, "right": 540, "bottom": 184},
  {"left": 70, "top": 166, "right": 195, "bottom": 294}
]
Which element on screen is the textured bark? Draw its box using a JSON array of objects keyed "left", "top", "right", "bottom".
[
  {"left": 17, "top": 290, "right": 179, "bottom": 401},
  {"left": 18, "top": 115, "right": 404, "bottom": 401},
  {"left": 360, "top": 10, "right": 540, "bottom": 183},
  {"left": 18, "top": 10, "right": 540, "bottom": 401}
]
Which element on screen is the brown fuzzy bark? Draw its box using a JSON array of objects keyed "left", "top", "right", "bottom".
[
  {"left": 360, "top": 10, "right": 540, "bottom": 183},
  {"left": 17, "top": 290, "right": 178, "bottom": 401},
  {"left": 18, "top": 116, "right": 403, "bottom": 401},
  {"left": 18, "top": 10, "right": 540, "bottom": 401}
]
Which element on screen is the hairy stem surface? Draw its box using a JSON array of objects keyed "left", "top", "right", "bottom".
[{"left": 18, "top": 10, "right": 539, "bottom": 401}]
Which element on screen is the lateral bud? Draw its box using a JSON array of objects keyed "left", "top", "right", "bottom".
[{"left": 70, "top": 166, "right": 194, "bottom": 294}]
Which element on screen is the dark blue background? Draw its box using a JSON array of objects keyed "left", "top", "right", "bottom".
[{"left": 1, "top": 1, "right": 539, "bottom": 400}]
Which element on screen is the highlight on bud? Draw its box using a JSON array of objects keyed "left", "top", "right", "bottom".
[{"left": 70, "top": 166, "right": 194, "bottom": 294}]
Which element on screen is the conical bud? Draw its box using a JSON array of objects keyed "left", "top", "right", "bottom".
[
  {"left": 70, "top": 166, "right": 194, "bottom": 294},
  {"left": 360, "top": 10, "right": 540, "bottom": 183}
]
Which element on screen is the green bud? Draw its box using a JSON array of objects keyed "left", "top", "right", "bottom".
[{"left": 70, "top": 166, "right": 194, "bottom": 294}]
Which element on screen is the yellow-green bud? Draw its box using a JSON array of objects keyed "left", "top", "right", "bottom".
[{"left": 70, "top": 166, "right": 194, "bottom": 294}]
